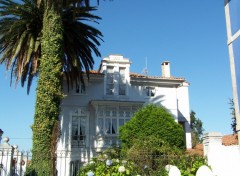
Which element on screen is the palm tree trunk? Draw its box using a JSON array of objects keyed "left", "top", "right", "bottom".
[{"left": 31, "top": 4, "right": 63, "bottom": 175}]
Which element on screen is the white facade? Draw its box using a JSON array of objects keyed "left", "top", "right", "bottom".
[{"left": 57, "top": 54, "right": 192, "bottom": 176}]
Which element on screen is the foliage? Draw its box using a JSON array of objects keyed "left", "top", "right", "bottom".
[
  {"left": 0, "top": 0, "right": 103, "bottom": 93},
  {"left": 31, "top": 6, "right": 64, "bottom": 175},
  {"left": 172, "top": 154, "right": 209, "bottom": 176},
  {"left": 190, "top": 111, "right": 204, "bottom": 147},
  {"left": 124, "top": 136, "right": 179, "bottom": 175},
  {"left": 78, "top": 147, "right": 208, "bottom": 176},
  {"left": 119, "top": 104, "right": 185, "bottom": 151},
  {"left": 229, "top": 98, "right": 237, "bottom": 134},
  {"left": 78, "top": 148, "right": 139, "bottom": 176},
  {"left": 0, "top": 0, "right": 43, "bottom": 93},
  {"left": 0, "top": 0, "right": 102, "bottom": 174}
]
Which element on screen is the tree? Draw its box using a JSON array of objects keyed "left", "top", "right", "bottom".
[
  {"left": 0, "top": 0, "right": 102, "bottom": 174},
  {"left": 119, "top": 104, "right": 185, "bottom": 152},
  {"left": 190, "top": 110, "right": 204, "bottom": 147},
  {"left": 0, "top": 0, "right": 43, "bottom": 93},
  {"left": 229, "top": 98, "right": 237, "bottom": 134}
]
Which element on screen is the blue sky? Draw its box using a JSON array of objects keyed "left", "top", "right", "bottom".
[{"left": 0, "top": 0, "right": 233, "bottom": 150}]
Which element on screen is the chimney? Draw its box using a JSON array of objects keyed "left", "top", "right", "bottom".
[{"left": 161, "top": 61, "right": 170, "bottom": 77}]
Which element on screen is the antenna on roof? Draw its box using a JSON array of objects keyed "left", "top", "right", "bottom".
[{"left": 142, "top": 57, "right": 148, "bottom": 76}]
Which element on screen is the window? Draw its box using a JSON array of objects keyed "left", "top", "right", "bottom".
[
  {"left": 119, "top": 68, "right": 126, "bottom": 95},
  {"left": 76, "top": 83, "right": 86, "bottom": 94},
  {"left": 106, "top": 66, "right": 114, "bottom": 95},
  {"left": 105, "top": 66, "right": 127, "bottom": 96},
  {"left": 146, "top": 87, "right": 155, "bottom": 97},
  {"left": 72, "top": 116, "right": 86, "bottom": 147},
  {"left": 70, "top": 160, "right": 80, "bottom": 176},
  {"left": 69, "top": 83, "right": 86, "bottom": 95},
  {"left": 96, "top": 105, "right": 139, "bottom": 136}
]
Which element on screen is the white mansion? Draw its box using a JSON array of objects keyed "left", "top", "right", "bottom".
[{"left": 57, "top": 54, "right": 192, "bottom": 176}]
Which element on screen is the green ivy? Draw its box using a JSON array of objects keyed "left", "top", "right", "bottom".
[{"left": 31, "top": 6, "right": 64, "bottom": 176}]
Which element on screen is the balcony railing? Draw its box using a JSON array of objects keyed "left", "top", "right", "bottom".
[{"left": 71, "top": 135, "right": 86, "bottom": 148}]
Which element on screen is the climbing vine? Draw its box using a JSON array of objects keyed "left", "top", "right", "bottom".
[{"left": 31, "top": 6, "right": 64, "bottom": 175}]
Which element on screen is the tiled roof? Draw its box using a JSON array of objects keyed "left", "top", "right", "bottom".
[
  {"left": 86, "top": 71, "right": 185, "bottom": 80},
  {"left": 88, "top": 70, "right": 104, "bottom": 75},
  {"left": 222, "top": 134, "right": 238, "bottom": 146},
  {"left": 186, "top": 143, "right": 203, "bottom": 156},
  {"left": 130, "top": 72, "right": 185, "bottom": 80}
]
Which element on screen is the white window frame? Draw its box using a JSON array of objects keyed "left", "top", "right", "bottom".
[
  {"left": 71, "top": 115, "right": 86, "bottom": 147},
  {"left": 119, "top": 67, "right": 126, "bottom": 95},
  {"left": 69, "top": 108, "right": 89, "bottom": 149},
  {"left": 145, "top": 86, "right": 156, "bottom": 97},
  {"left": 106, "top": 66, "right": 114, "bottom": 95},
  {"left": 96, "top": 105, "right": 139, "bottom": 136}
]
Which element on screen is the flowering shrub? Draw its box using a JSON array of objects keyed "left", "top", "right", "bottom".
[
  {"left": 78, "top": 148, "right": 139, "bottom": 176},
  {"left": 78, "top": 146, "right": 208, "bottom": 176},
  {"left": 78, "top": 157, "right": 139, "bottom": 176}
]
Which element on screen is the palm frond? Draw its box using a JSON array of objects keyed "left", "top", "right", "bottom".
[
  {"left": 62, "top": 5, "right": 103, "bottom": 89},
  {"left": 0, "top": 0, "right": 102, "bottom": 93},
  {"left": 0, "top": 0, "right": 42, "bottom": 93}
]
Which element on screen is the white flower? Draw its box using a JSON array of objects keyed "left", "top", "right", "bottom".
[
  {"left": 118, "top": 166, "right": 126, "bottom": 173},
  {"left": 106, "top": 159, "right": 113, "bottom": 166},
  {"left": 87, "top": 171, "right": 94, "bottom": 176},
  {"left": 89, "top": 160, "right": 95, "bottom": 164},
  {"left": 122, "top": 160, "right": 127, "bottom": 165}
]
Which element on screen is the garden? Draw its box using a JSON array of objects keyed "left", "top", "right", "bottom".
[{"left": 78, "top": 105, "right": 209, "bottom": 176}]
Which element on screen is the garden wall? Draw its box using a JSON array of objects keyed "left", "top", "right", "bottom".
[{"left": 203, "top": 132, "right": 240, "bottom": 176}]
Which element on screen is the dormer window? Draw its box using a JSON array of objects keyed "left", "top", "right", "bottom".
[
  {"left": 146, "top": 87, "right": 155, "bottom": 97},
  {"left": 106, "top": 66, "right": 114, "bottom": 95},
  {"left": 119, "top": 67, "right": 126, "bottom": 95},
  {"left": 105, "top": 66, "right": 127, "bottom": 96}
]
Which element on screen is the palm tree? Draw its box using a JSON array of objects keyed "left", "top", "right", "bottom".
[
  {"left": 0, "top": 0, "right": 102, "bottom": 174},
  {"left": 0, "top": 0, "right": 43, "bottom": 93}
]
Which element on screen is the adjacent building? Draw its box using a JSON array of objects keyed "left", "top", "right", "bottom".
[
  {"left": 224, "top": 0, "right": 240, "bottom": 143},
  {"left": 57, "top": 54, "right": 192, "bottom": 175}
]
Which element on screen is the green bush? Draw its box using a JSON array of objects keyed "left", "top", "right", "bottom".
[{"left": 119, "top": 104, "right": 185, "bottom": 151}]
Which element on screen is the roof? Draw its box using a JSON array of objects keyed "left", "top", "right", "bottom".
[
  {"left": 84, "top": 71, "right": 186, "bottom": 81},
  {"left": 186, "top": 143, "right": 203, "bottom": 156},
  {"left": 222, "top": 134, "right": 238, "bottom": 146},
  {"left": 130, "top": 72, "right": 186, "bottom": 81},
  {"left": 88, "top": 70, "right": 103, "bottom": 75}
]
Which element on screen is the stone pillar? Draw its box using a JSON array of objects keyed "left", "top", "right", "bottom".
[
  {"left": 0, "top": 137, "right": 14, "bottom": 176},
  {"left": 203, "top": 132, "right": 222, "bottom": 156}
]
